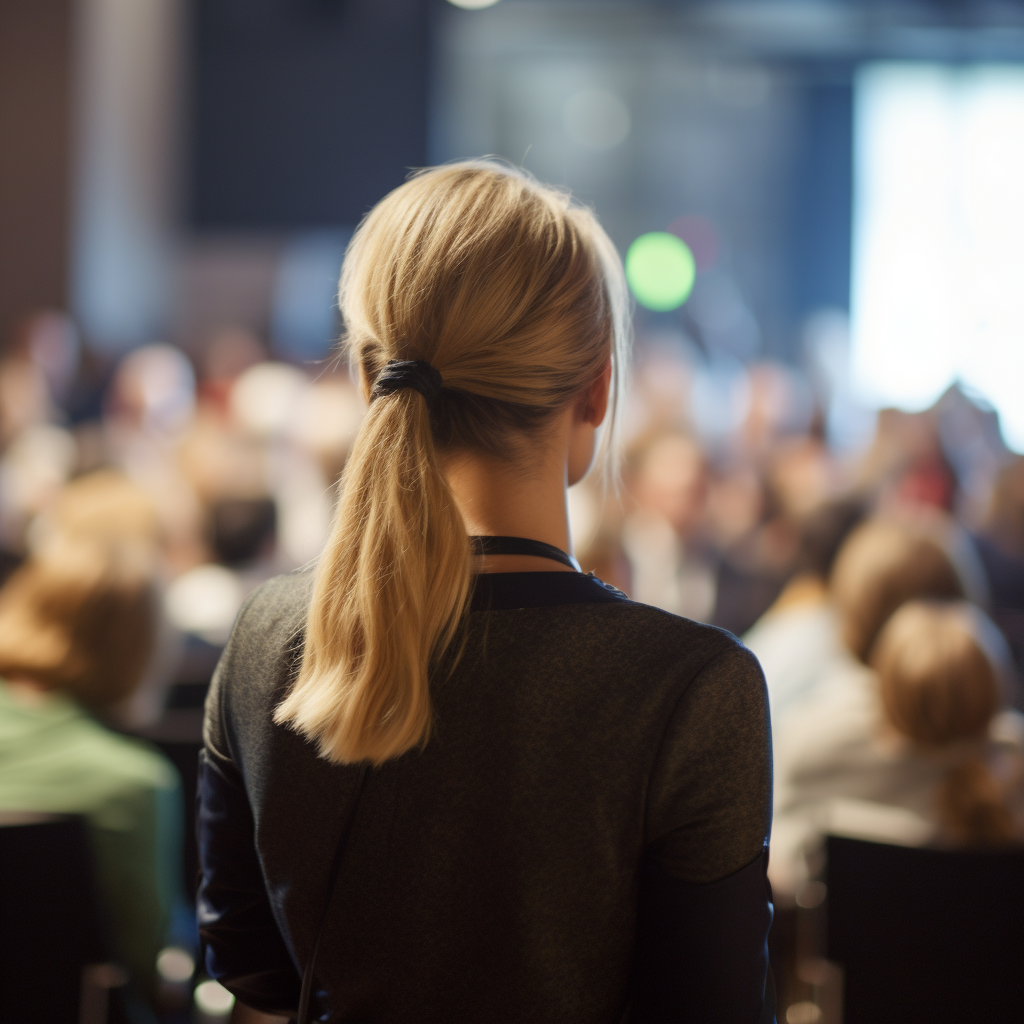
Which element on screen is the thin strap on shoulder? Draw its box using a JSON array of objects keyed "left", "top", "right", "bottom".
[
  {"left": 470, "top": 535, "right": 580, "bottom": 571},
  {"left": 296, "top": 762, "right": 369, "bottom": 1024}
]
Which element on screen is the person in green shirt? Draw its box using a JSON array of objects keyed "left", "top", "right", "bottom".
[{"left": 0, "top": 535, "right": 182, "bottom": 1004}]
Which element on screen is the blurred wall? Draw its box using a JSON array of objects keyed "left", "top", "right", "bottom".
[
  {"left": 432, "top": 2, "right": 847, "bottom": 362},
  {"left": 71, "top": 0, "right": 182, "bottom": 353},
  {"left": 0, "top": 0, "right": 74, "bottom": 343},
  {"left": 188, "top": 0, "right": 429, "bottom": 230}
]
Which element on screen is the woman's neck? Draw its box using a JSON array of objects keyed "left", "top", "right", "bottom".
[{"left": 444, "top": 448, "right": 576, "bottom": 573}]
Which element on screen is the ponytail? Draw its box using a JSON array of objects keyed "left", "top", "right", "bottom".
[
  {"left": 873, "top": 600, "right": 1021, "bottom": 849},
  {"left": 274, "top": 161, "right": 629, "bottom": 764},
  {"left": 274, "top": 387, "right": 470, "bottom": 764}
]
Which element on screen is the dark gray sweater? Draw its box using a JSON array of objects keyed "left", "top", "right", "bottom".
[{"left": 199, "top": 569, "right": 772, "bottom": 1022}]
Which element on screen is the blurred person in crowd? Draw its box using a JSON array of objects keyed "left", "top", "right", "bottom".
[
  {"left": 0, "top": 312, "right": 81, "bottom": 573},
  {"left": 759, "top": 514, "right": 973, "bottom": 815},
  {"left": 0, "top": 535, "right": 183, "bottom": 1003},
  {"left": 744, "top": 498, "right": 864, "bottom": 727},
  {"left": 32, "top": 469, "right": 181, "bottom": 728},
  {"left": 831, "top": 515, "right": 969, "bottom": 668},
  {"left": 569, "top": 475, "right": 632, "bottom": 594},
  {"left": 103, "top": 343, "right": 207, "bottom": 577},
  {"left": 622, "top": 430, "right": 719, "bottom": 622},
  {"left": 857, "top": 407, "right": 958, "bottom": 514},
  {"left": 624, "top": 334, "right": 694, "bottom": 441},
  {"left": 288, "top": 370, "right": 366, "bottom": 492},
  {"left": 973, "top": 456, "right": 1024, "bottom": 697},
  {"left": 178, "top": 328, "right": 273, "bottom": 516},
  {"left": 197, "top": 326, "right": 267, "bottom": 414},
  {"left": 766, "top": 514, "right": 971, "bottom": 892},
  {"left": 709, "top": 436, "right": 834, "bottom": 638},
  {"left": 703, "top": 462, "right": 778, "bottom": 636},
  {"left": 770, "top": 600, "right": 1024, "bottom": 897},
  {"left": 221, "top": 359, "right": 336, "bottom": 570},
  {"left": 739, "top": 363, "right": 815, "bottom": 462},
  {"left": 199, "top": 162, "right": 773, "bottom": 1023},
  {"left": 33, "top": 466, "right": 162, "bottom": 550},
  {"left": 0, "top": 311, "right": 73, "bottom": 445},
  {"left": 180, "top": 326, "right": 277, "bottom": 565},
  {"left": 0, "top": 421, "right": 76, "bottom": 567}
]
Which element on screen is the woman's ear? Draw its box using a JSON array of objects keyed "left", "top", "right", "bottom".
[{"left": 580, "top": 357, "right": 612, "bottom": 426}]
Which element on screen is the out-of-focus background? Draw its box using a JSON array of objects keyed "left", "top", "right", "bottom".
[{"left": 2, "top": 1, "right": 1024, "bottom": 1022}]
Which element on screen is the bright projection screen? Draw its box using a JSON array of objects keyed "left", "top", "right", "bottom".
[{"left": 851, "top": 63, "right": 1024, "bottom": 452}]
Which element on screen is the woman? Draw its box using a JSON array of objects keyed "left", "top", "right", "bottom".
[
  {"left": 0, "top": 534, "right": 181, "bottom": 1002},
  {"left": 771, "top": 598, "right": 1024, "bottom": 896},
  {"left": 876, "top": 601, "right": 1024, "bottom": 845},
  {"left": 198, "top": 162, "right": 773, "bottom": 1023},
  {"left": 743, "top": 498, "right": 864, "bottom": 730},
  {"left": 768, "top": 516, "right": 970, "bottom": 895},
  {"left": 758, "top": 512, "right": 970, "bottom": 749}
]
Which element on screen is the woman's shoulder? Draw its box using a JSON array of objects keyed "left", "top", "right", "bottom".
[
  {"left": 216, "top": 569, "right": 763, "bottom": 711},
  {"left": 566, "top": 583, "right": 769, "bottom": 708},
  {"left": 235, "top": 568, "right": 315, "bottom": 638},
  {"left": 473, "top": 570, "right": 755, "bottom": 684},
  {"left": 210, "top": 571, "right": 313, "bottom": 695},
  {"left": 220, "top": 569, "right": 315, "bottom": 673},
  {"left": 610, "top": 596, "right": 763, "bottom": 684},
  {"left": 563, "top": 596, "right": 769, "bottom": 739}
]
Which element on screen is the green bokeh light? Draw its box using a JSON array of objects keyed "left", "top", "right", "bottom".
[{"left": 625, "top": 232, "right": 696, "bottom": 311}]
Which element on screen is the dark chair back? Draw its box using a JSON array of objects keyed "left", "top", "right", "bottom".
[
  {"left": 0, "top": 815, "right": 119, "bottom": 1023},
  {"left": 825, "top": 835, "right": 1024, "bottom": 1024}
]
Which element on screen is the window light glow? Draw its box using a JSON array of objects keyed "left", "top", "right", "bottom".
[{"left": 851, "top": 63, "right": 1024, "bottom": 451}]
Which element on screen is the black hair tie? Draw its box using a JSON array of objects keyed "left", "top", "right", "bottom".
[{"left": 372, "top": 359, "right": 443, "bottom": 409}]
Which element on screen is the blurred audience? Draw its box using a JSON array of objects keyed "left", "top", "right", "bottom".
[
  {"left": 974, "top": 457, "right": 1024, "bottom": 692},
  {"left": 1, "top": 301, "right": 1022, "bottom": 1020},
  {"left": 32, "top": 469, "right": 181, "bottom": 729},
  {"left": 0, "top": 534, "right": 182, "bottom": 1004},
  {"left": 622, "top": 430, "right": 718, "bottom": 622},
  {"left": 830, "top": 515, "right": 968, "bottom": 668},
  {"left": 771, "top": 600, "right": 1024, "bottom": 897},
  {"left": 744, "top": 498, "right": 864, "bottom": 726}
]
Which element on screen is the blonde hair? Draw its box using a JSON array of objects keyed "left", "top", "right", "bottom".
[
  {"left": 33, "top": 469, "right": 162, "bottom": 550},
  {"left": 0, "top": 537, "right": 157, "bottom": 713},
  {"left": 830, "top": 517, "right": 965, "bottom": 663},
  {"left": 872, "top": 601, "right": 1018, "bottom": 848},
  {"left": 274, "top": 162, "right": 630, "bottom": 765}
]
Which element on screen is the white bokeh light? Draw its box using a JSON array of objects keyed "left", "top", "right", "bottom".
[
  {"left": 851, "top": 63, "right": 1024, "bottom": 452},
  {"left": 447, "top": 0, "right": 501, "bottom": 9}
]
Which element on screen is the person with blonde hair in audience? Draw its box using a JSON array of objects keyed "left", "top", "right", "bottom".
[
  {"left": 199, "top": 161, "right": 774, "bottom": 1023},
  {"left": 830, "top": 514, "right": 976, "bottom": 666},
  {"left": 771, "top": 598, "right": 1024, "bottom": 897},
  {"left": 0, "top": 534, "right": 182, "bottom": 1003},
  {"left": 31, "top": 468, "right": 183, "bottom": 728},
  {"left": 34, "top": 466, "right": 163, "bottom": 549},
  {"left": 751, "top": 512, "right": 973, "bottom": 793}
]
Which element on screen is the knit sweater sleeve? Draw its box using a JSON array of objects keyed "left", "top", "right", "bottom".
[
  {"left": 197, "top": 581, "right": 303, "bottom": 1016},
  {"left": 644, "top": 639, "right": 773, "bottom": 883},
  {"left": 631, "top": 639, "right": 775, "bottom": 1024}
]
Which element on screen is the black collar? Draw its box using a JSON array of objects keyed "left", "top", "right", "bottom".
[
  {"left": 470, "top": 572, "right": 629, "bottom": 611},
  {"left": 470, "top": 535, "right": 580, "bottom": 571}
]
